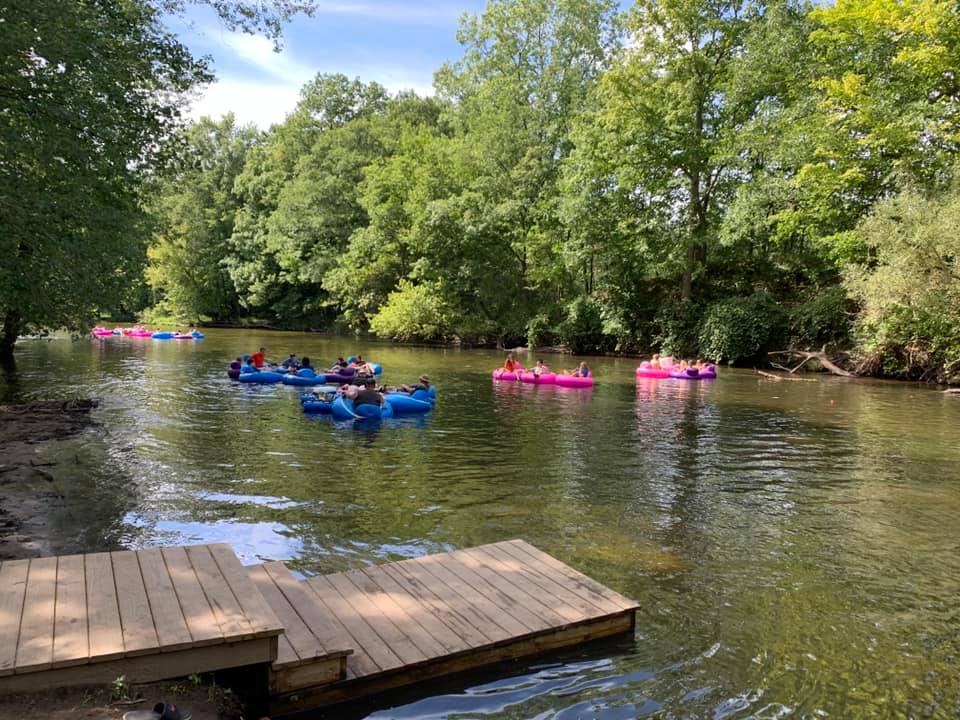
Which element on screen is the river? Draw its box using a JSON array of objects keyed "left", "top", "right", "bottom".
[{"left": 3, "top": 329, "right": 960, "bottom": 718}]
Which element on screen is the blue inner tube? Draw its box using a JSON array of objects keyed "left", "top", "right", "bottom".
[
  {"left": 281, "top": 374, "right": 325, "bottom": 386},
  {"left": 152, "top": 331, "right": 174, "bottom": 340},
  {"left": 331, "top": 396, "right": 393, "bottom": 421},
  {"left": 190, "top": 331, "right": 205, "bottom": 339},
  {"left": 237, "top": 371, "right": 285, "bottom": 384},
  {"left": 384, "top": 392, "right": 433, "bottom": 415},
  {"left": 303, "top": 400, "right": 333, "bottom": 414}
]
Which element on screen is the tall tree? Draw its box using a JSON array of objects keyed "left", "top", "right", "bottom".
[
  {"left": 0, "top": 0, "right": 317, "bottom": 358},
  {"left": 146, "top": 115, "right": 259, "bottom": 320},
  {"left": 570, "top": 0, "right": 762, "bottom": 302}
]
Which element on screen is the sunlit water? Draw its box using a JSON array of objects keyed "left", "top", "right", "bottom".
[{"left": 3, "top": 330, "right": 960, "bottom": 718}]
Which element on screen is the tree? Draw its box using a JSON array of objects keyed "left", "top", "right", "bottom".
[
  {"left": 571, "top": 0, "right": 764, "bottom": 302},
  {"left": 146, "top": 115, "right": 259, "bottom": 321},
  {"left": 0, "top": 0, "right": 318, "bottom": 359}
]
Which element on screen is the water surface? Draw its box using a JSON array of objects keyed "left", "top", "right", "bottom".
[{"left": 4, "top": 330, "right": 960, "bottom": 718}]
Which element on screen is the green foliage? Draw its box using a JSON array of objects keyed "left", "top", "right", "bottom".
[
  {"left": 786, "top": 286, "right": 853, "bottom": 350},
  {"left": 557, "top": 296, "right": 607, "bottom": 354},
  {"left": 368, "top": 281, "right": 453, "bottom": 342},
  {"left": 111, "top": 675, "right": 129, "bottom": 701},
  {"left": 697, "top": 292, "right": 786, "bottom": 364},
  {"left": 146, "top": 115, "right": 258, "bottom": 321},
  {"left": 653, "top": 301, "right": 701, "bottom": 359},
  {"left": 0, "top": 0, "right": 208, "bottom": 355},
  {"left": 525, "top": 314, "right": 557, "bottom": 350},
  {"left": 845, "top": 183, "right": 960, "bottom": 380}
]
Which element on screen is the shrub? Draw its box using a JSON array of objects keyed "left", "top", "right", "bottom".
[
  {"left": 697, "top": 291, "right": 785, "bottom": 364},
  {"left": 786, "top": 286, "right": 853, "bottom": 350},
  {"left": 369, "top": 281, "right": 452, "bottom": 341},
  {"left": 525, "top": 313, "right": 557, "bottom": 349}
]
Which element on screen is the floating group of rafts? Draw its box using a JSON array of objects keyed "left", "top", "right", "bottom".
[
  {"left": 91, "top": 326, "right": 204, "bottom": 340},
  {"left": 230, "top": 359, "right": 383, "bottom": 385},
  {"left": 491, "top": 363, "right": 595, "bottom": 388},
  {"left": 636, "top": 356, "right": 716, "bottom": 380}
]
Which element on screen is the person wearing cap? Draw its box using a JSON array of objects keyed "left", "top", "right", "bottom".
[
  {"left": 400, "top": 375, "right": 431, "bottom": 395},
  {"left": 353, "top": 376, "right": 384, "bottom": 410}
]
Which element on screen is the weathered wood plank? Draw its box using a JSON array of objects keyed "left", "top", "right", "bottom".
[
  {"left": 161, "top": 546, "right": 223, "bottom": 647},
  {"left": 440, "top": 549, "right": 565, "bottom": 631},
  {"left": 84, "top": 553, "right": 125, "bottom": 662},
  {"left": 15, "top": 557, "right": 58, "bottom": 673},
  {"left": 185, "top": 545, "right": 254, "bottom": 640},
  {"left": 415, "top": 552, "right": 536, "bottom": 636},
  {"left": 247, "top": 564, "right": 318, "bottom": 668},
  {"left": 136, "top": 548, "right": 194, "bottom": 652},
  {"left": 0, "top": 559, "right": 30, "bottom": 676},
  {"left": 111, "top": 551, "right": 160, "bottom": 657},
  {"left": 502, "top": 541, "right": 637, "bottom": 612},
  {"left": 346, "top": 567, "right": 453, "bottom": 658},
  {"left": 261, "top": 562, "right": 354, "bottom": 661},
  {"left": 326, "top": 572, "right": 428, "bottom": 666},
  {"left": 466, "top": 545, "right": 593, "bottom": 624},
  {"left": 208, "top": 544, "right": 283, "bottom": 638},
  {"left": 306, "top": 574, "right": 403, "bottom": 674},
  {"left": 52, "top": 554, "right": 88, "bottom": 668},
  {"left": 378, "top": 562, "right": 496, "bottom": 649}
]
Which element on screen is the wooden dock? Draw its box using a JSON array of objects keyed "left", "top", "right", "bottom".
[
  {"left": 0, "top": 540, "right": 638, "bottom": 715},
  {"left": 0, "top": 544, "right": 283, "bottom": 694}
]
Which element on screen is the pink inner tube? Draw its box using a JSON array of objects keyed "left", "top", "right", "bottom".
[
  {"left": 91, "top": 329, "right": 114, "bottom": 337},
  {"left": 520, "top": 371, "right": 557, "bottom": 384},
  {"left": 636, "top": 363, "right": 670, "bottom": 379},
  {"left": 492, "top": 369, "right": 519, "bottom": 381},
  {"left": 555, "top": 374, "right": 594, "bottom": 388}
]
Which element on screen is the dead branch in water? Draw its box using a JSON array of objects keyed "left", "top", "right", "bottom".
[
  {"left": 768, "top": 348, "right": 853, "bottom": 377},
  {"left": 756, "top": 369, "right": 816, "bottom": 382}
]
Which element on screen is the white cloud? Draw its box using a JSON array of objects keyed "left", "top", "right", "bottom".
[{"left": 186, "top": 78, "right": 302, "bottom": 128}]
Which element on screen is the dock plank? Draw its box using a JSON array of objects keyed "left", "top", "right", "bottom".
[
  {"left": 465, "top": 545, "right": 594, "bottom": 624},
  {"left": 0, "top": 559, "right": 30, "bottom": 676},
  {"left": 186, "top": 545, "right": 254, "bottom": 640},
  {"left": 161, "top": 546, "right": 223, "bottom": 646},
  {"left": 415, "top": 552, "right": 536, "bottom": 636},
  {"left": 248, "top": 564, "right": 319, "bottom": 667},
  {"left": 15, "top": 557, "right": 58, "bottom": 673},
  {"left": 438, "top": 549, "right": 564, "bottom": 631},
  {"left": 112, "top": 551, "right": 160, "bottom": 657},
  {"left": 209, "top": 544, "right": 282, "bottom": 638},
  {"left": 262, "top": 562, "right": 354, "bottom": 660},
  {"left": 345, "top": 568, "right": 452, "bottom": 658},
  {"left": 306, "top": 574, "right": 404, "bottom": 674},
  {"left": 378, "top": 562, "right": 495, "bottom": 650},
  {"left": 326, "top": 572, "right": 428, "bottom": 666},
  {"left": 85, "top": 553, "right": 125, "bottom": 661},
  {"left": 137, "top": 548, "right": 194, "bottom": 652},
  {"left": 52, "top": 554, "right": 88, "bottom": 668},
  {"left": 501, "top": 541, "right": 637, "bottom": 613}
]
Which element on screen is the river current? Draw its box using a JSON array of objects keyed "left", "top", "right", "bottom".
[{"left": 4, "top": 330, "right": 960, "bottom": 718}]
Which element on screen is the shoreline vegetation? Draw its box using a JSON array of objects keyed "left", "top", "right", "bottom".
[{"left": 3, "top": 0, "right": 959, "bottom": 384}]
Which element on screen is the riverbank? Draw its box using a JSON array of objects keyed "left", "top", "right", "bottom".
[
  {"left": 1, "top": 678, "right": 241, "bottom": 719},
  {"left": 0, "top": 399, "right": 98, "bottom": 560}
]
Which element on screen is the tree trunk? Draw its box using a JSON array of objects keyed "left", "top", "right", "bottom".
[{"left": 0, "top": 310, "right": 22, "bottom": 361}]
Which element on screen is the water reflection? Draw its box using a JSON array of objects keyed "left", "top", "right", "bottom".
[{"left": 3, "top": 332, "right": 960, "bottom": 718}]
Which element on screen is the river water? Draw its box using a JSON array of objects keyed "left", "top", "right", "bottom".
[{"left": 4, "top": 330, "right": 960, "bottom": 718}]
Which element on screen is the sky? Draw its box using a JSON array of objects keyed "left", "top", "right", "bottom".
[{"left": 168, "top": 1, "right": 490, "bottom": 129}]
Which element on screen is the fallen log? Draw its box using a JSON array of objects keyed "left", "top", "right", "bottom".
[
  {"left": 768, "top": 349, "right": 853, "bottom": 377},
  {"left": 757, "top": 369, "right": 816, "bottom": 382}
]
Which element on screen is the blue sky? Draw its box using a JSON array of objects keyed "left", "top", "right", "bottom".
[{"left": 169, "top": 2, "right": 490, "bottom": 128}]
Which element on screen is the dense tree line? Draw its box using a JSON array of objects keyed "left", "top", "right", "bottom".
[{"left": 3, "top": 0, "right": 958, "bottom": 381}]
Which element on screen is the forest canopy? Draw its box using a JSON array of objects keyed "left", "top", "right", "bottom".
[{"left": 3, "top": 0, "right": 959, "bottom": 381}]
